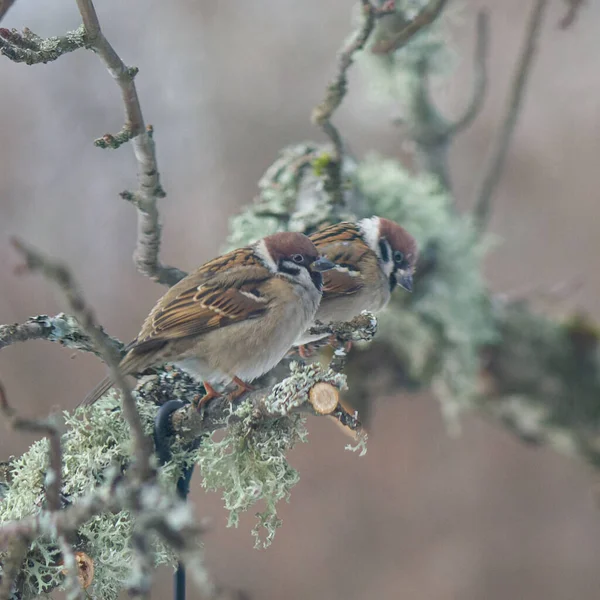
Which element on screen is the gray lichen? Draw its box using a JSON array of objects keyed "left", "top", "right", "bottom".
[
  {"left": 0, "top": 394, "right": 187, "bottom": 600},
  {"left": 194, "top": 401, "right": 308, "bottom": 549},
  {"left": 356, "top": 155, "right": 495, "bottom": 427}
]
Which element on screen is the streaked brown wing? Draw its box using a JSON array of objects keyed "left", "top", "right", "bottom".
[
  {"left": 321, "top": 268, "right": 364, "bottom": 299},
  {"left": 311, "top": 222, "right": 370, "bottom": 299},
  {"left": 140, "top": 280, "right": 269, "bottom": 343}
]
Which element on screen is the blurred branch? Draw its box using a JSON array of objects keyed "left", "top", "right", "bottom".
[
  {"left": 73, "top": 0, "right": 186, "bottom": 287},
  {"left": 370, "top": 0, "right": 449, "bottom": 55},
  {"left": 312, "top": 0, "right": 450, "bottom": 208},
  {"left": 0, "top": 0, "right": 15, "bottom": 23},
  {"left": 400, "top": 11, "right": 489, "bottom": 189},
  {"left": 474, "top": 0, "right": 548, "bottom": 232},
  {"left": 558, "top": 0, "right": 586, "bottom": 29},
  {"left": 11, "top": 238, "right": 153, "bottom": 482},
  {"left": 344, "top": 298, "right": 600, "bottom": 467},
  {"left": 0, "top": 26, "right": 86, "bottom": 64},
  {"left": 0, "top": 313, "right": 124, "bottom": 357},
  {"left": 448, "top": 12, "right": 489, "bottom": 134}
]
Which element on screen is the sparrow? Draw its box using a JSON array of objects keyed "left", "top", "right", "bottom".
[
  {"left": 82, "top": 232, "right": 335, "bottom": 408},
  {"left": 295, "top": 216, "right": 418, "bottom": 348}
]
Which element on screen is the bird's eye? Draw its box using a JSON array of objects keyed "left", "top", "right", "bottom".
[
  {"left": 393, "top": 250, "right": 405, "bottom": 264},
  {"left": 292, "top": 254, "right": 304, "bottom": 264}
]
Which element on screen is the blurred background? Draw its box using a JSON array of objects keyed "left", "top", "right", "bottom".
[{"left": 2, "top": 0, "right": 600, "bottom": 598}]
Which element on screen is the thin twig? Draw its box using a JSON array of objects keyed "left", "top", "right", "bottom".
[
  {"left": 448, "top": 11, "right": 489, "bottom": 133},
  {"left": 474, "top": 0, "right": 548, "bottom": 232},
  {"left": 370, "top": 0, "right": 449, "bottom": 55},
  {"left": 74, "top": 0, "right": 186, "bottom": 287},
  {"left": 558, "top": 0, "right": 586, "bottom": 29},
  {"left": 311, "top": 0, "right": 378, "bottom": 207},
  {"left": 0, "top": 0, "right": 16, "bottom": 24},
  {"left": 11, "top": 238, "right": 154, "bottom": 481}
]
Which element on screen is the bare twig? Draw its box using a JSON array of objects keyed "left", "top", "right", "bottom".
[
  {"left": 311, "top": 0, "right": 378, "bottom": 207},
  {"left": 73, "top": 0, "right": 186, "bottom": 287},
  {"left": 474, "top": 0, "right": 548, "bottom": 232},
  {"left": 370, "top": 0, "right": 449, "bottom": 55},
  {"left": 558, "top": 0, "right": 586, "bottom": 29},
  {"left": 11, "top": 238, "right": 154, "bottom": 481},
  {"left": 0, "top": 313, "right": 124, "bottom": 357}
]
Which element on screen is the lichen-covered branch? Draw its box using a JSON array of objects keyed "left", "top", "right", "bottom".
[
  {"left": 0, "top": 26, "right": 86, "bottom": 64},
  {"left": 474, "top": 0, "right": 549, "bottom": 232},
  {"left": 0, "top": 313, "right": 123, "bottom": 357}
]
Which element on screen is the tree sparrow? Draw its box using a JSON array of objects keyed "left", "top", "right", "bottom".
[
  {"left": 295, "top": 216, "right": 418, "bottom": 347},
  {"left": 82, "top": 232, "right": 335, "bottom": 407}
]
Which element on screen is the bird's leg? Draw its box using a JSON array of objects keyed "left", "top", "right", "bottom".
[
  {"left": 195, "top": 381, "right": 220, "bottom": 411},
  {"left": 298, "top": 344, "right": 313, "bottom": 359},
  {"left": 229, "top": 376, "right": 254, "bottom": 401}
]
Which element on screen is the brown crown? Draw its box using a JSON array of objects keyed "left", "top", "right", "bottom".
[
  {"left": 378, "top": 218, "right": 418, "bottom": 267},
  {"left": 263, "top": 231, "right": 320, "bottom": 263}
]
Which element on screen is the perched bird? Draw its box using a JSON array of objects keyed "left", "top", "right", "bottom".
[
  {"left": 295, "top": 216, "right": 418, "bottom": 348},
  {"left": 82, "top": 232, "right": 335, "bottom": 408}
]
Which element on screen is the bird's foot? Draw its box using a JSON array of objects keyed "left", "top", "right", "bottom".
[
  {"left": 194, "top": 381, "right": 220, "bottom": 411},
  {"left": 229, "top": 376, "right": 254, "bottom": 401}
]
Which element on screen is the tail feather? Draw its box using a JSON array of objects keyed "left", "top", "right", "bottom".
[{"left": 79, "top": 376, "right": 114, "bottom": 408}]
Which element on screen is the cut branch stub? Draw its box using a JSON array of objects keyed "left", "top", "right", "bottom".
[{"left": 308, "top": 382, "right": 340, "bottom": 415}]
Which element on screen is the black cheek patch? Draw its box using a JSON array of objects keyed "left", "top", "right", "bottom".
[
  {"left": 311, "top": 270, "right": 323, "bottom": 291},
  {"left": 379, "top": 239, "right": 390, "bottom": 263},
  {"left": 388, "top": 271, "right": 397, "bottom": 292},
  {"left": 279, "top": 261, "right": 301, "bottom": 277}
]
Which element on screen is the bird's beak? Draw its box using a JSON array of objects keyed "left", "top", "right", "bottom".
[
  {"left": 311, "top": 257, "right": 336, "bottom": 272},
  {"left": 398, "top": 272, "right": 413, "bottom": 293}
]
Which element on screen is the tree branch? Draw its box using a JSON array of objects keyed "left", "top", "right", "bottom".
[
  {"left": 474, "top": 0, "right": 548, "bottom": 232},
  {"left": 369, "top": 0, "right": 449, "bottom": 55},
  {"left": 74, "top": 0, "right": 186, "bottom": 287},
  {"left": 0, "top": 26, "right": 86, "bottom": 64},
  {"left": 396, "top": 11, "right": 489, "bottom": 190},
  {"left": 0, "top": 313, "right": 124, "bottom": 357},
  {"left": 0, "top": 0, "right": 16, "bottom": 24},
  {"left": 311, "top": 0, "right": 379, "bottom": 208},
  {"left": 448, "top": 11, "right": 489, "bottom": 134}
]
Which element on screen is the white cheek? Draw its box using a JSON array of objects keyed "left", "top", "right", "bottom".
[
  {"left": 358, "top": 216, "right": 381, "bottom": 254},
  {"left": 381, "top": 260, "right": 394, "bottom": 278},
  {"left": 296, "top": 267, "right": 316, "bottom": 290},
  {"left": 254, "top": 239, "right": 278, "bottom": 272}
]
